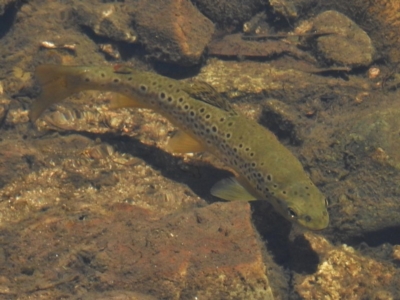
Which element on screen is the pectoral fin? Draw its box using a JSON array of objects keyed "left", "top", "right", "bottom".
[
  {"left": 211, "top": 177, "right": 258, "bottom": 201},
  {"left": 166, "top": 130, "right": 206, "bottom": 154}
]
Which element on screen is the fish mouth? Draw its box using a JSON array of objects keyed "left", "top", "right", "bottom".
[{"left": 298, "top": 217, "right": 329, "bottom": 231}]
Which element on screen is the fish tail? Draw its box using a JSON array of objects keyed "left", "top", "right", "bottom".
[{"left": 30, "top": 65, "right": 86, "bottom": 122}]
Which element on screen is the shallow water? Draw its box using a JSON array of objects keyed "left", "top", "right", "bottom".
[{"left": 0, "top": 0, "right": 400, "bottom": 299}]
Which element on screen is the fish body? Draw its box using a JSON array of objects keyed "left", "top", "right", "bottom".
[{"left": 30, "top": 64, "right": 329, "bottom": 230}]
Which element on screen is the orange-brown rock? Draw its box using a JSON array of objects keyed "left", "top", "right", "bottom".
[
  {"left": 366, "top": 0, "right": 400, "bottom": 63},
  {"left": 1, "top": 201, "right": 279, "bottom": 299},
  {"left": 294, "top": 232, "right": 400, "bottom": 299}
]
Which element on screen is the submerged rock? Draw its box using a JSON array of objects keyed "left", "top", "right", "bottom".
[
  {"left": 269, "top": 0, "right": 298, "bottom": 20},
  {"left": 72, "top": 2, "right": 137, "bottom": 43},
  {"left": 208, "top": 33, "right": 316, "bottom": 62},
  {"left": 193, "top": 0, "right": 268, "bottom": 26},
  {"left": 294, "top": 232, "right": 400, "bottom": 299},
  {"left": 0, "top": 201, "right": 282, "bottom": 299},
  {"left": 132, "top": 0, "right": 214, "bottom": 65},
  {"left": 348, "top": 107, "right": 400, "bottom": 170},
  {"left": 313, "top": 10, "right": 375, "bottom": 67},
  {"left": 365, "top": 0, "right": 400, "bottom": 63},
  {"left": 0, "top": 0, "right": 15, "bottom": 16},
  {"left": 194, "top": 59, "right": 369, "bottom": 100}
]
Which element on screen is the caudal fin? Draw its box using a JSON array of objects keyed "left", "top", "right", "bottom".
[{"left": 30, "top": 65, "right": 83, "bottom": 122}]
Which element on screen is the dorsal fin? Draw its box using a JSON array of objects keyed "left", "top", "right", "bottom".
[
  {"left": 182, "top": 81, "right": 236, "bottom": 113},
  {"left": 113, "top": 64, "right": 135, "bottom": 74}
]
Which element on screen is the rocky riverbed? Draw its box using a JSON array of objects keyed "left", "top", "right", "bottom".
[{"left": 0, "top": 0, "right": 400, "bottom": 299}]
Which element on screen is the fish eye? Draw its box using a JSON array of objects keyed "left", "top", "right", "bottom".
[{"left": 287, "top": 208, "right": 297, "bottom": 219}]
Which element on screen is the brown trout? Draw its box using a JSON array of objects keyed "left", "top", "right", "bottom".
[{"left": 30, "top": 64, "right": 329, "bottom": 230}]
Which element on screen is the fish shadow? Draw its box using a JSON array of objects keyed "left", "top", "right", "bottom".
[
  {"left": 251, "top": 201, "right": 320, "bottom": 274},
  {"left": 83, "top": 132, "right": 232, "bottom": 202}
]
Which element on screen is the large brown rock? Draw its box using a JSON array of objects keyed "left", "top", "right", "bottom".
[
  {"left": 0, "top": 201, "right": 280, "bottom": 299},
  {"left": 193, "top": 0, "right": 268, "bottom": 26},
  {"left": 132, "top": 0, "right": 215, "bottom": 65}
]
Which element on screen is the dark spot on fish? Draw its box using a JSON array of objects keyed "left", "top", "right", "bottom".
[
  {"left": 85, "top": 78, "right": 90, "bottom": 82},
  {"left": 184, "top": 105, "right": 189, "bottom": 110},
  {"left": 226, "top": 133, "right": 231, "bottom": 138},
  {"left": 128, "top": 77, "right": 132, "bottom": 81},
  {"left": 101, "top": 73, "right": 105, "bottom": 78},
  {"left": 160, "top": 92, "right": 166, "bottom": 99},
  {"left": 273, "top": 184, "right": 278, "bottom": 188},
  {"left": 304, "top": 215, "right": 312, "bottom": 222},
  {"left": 267, "top": 175, "right": 272, "bottom": 181},
  {"left": 140, "top": 85, "right": 147, "bottom": 92},
  {"left": 113, "top": 78, "right": 120, "bottom": 83},
  {"left": 200, "top": 108, "right": 205, "bottom": 113},
  {"left": 228, "top": 122, "right": 233, "bottom": 127},
  {"left": 205, "top": 114, "right": 211, "bottom": 119},
  {"left": 282, "top": 191, "right": 287, "bottom": 194},
  {"left": 251, "top": 162, "right": 256, "bottom": 167},
  {"left": 178, "top": 97, "right": 183, "bottom": 102},
  {"left": 212, "top": 126, "right": 217, "bottom": 132},
  {"left": 250, "top": 153, "right": 254, "bottom": 157},
  {"left": 220, "top": 117, "right": 225, "bottom": 122}
]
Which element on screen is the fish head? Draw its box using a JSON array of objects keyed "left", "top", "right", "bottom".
[{"left": 272, "top": 180, "right": 329, "bottom": 230}]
